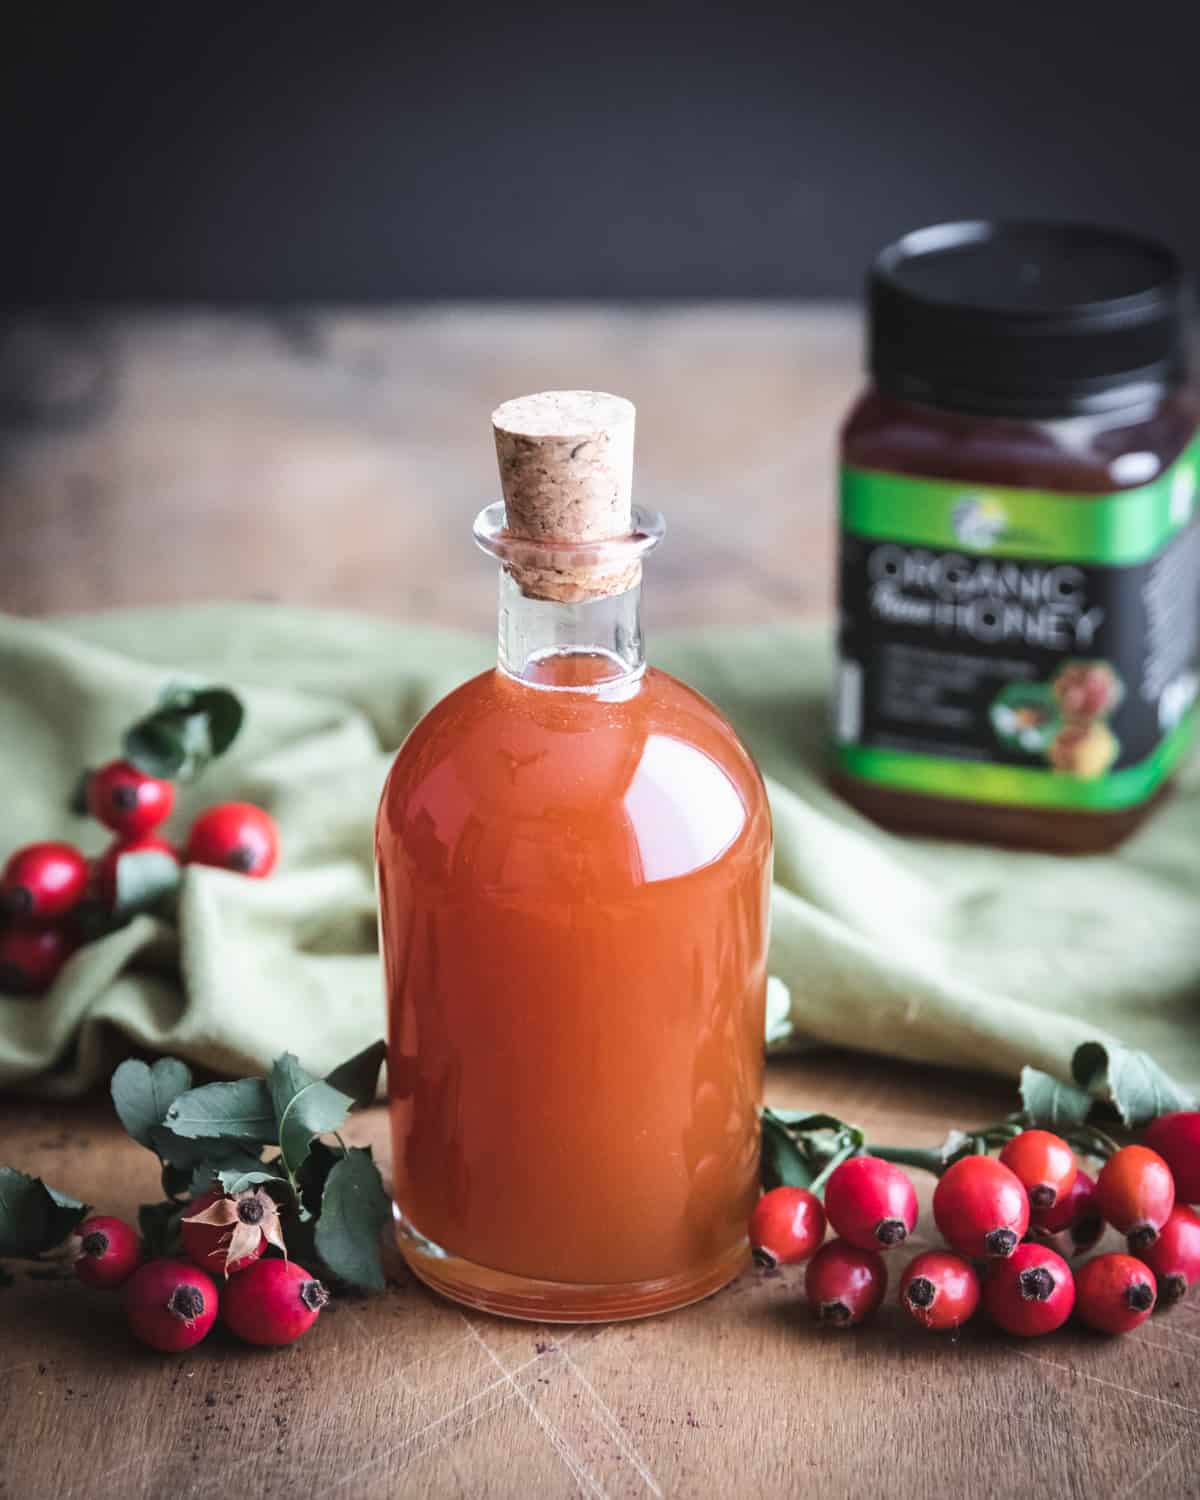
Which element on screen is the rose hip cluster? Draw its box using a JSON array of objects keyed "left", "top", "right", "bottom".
[
  {"left": 0, "top": 759, "right": 279, "bottom": 996},
  {"left": 750, "top": 1112, "right": 1200, "bottom": 1339},
  {"left": 70, "top": 1183, "right": 326, "bottom": 1353}
]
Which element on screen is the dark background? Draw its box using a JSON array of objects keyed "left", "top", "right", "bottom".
[{"left": 3, "top": 1, "right": 1197, "bottom": 304}]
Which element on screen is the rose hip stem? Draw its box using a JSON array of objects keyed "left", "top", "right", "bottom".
[
  {"left": 867, "top": 1127, "right": 1120, "bottom": 1177},
  {"left": 804, "top": 1126, "right": 1121, "bottom": 1185}
]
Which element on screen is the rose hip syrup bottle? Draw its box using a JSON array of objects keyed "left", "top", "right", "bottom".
[{"left": 376, "top": 391, "right": 772, "bottom": 1321}]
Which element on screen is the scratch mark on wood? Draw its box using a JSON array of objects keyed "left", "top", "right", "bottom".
[
  {"left": 330, "top": 1327, "right": 480, "bottom": 1405},
  {"left": 328, "top": 1330, "right": 581, "bottom": 1490},
  {"left": 329, "top": 1371, "right": 523, "bottom": 1489},
  {"left": 67, "top": 1447, "right": 150, "bottom": 1497},
  {"left": 1129, "top": 1331, "right": 1200, "bottom": 1365},
  {"left": 1144, "top": 1317, "right": 1200, "bottom": 1346},
  {"left": 372, "top": 1388, "right": 515, "bottom": 1489},
  {"left": 562, "top": 1345, "right": 664, "bottom": 1498},
  {"left": 464, "top": 1319, "right": 608, "bottom": 1499},
  {"left": 1014, "top": 1350, "right": 1200, "bottom": 1421},
  {"left": 1129, "top": 1436, "right": 1183, "bottom": 1493},
  {"left": 396, "top": 1327, "right": 579, "bottom": 1408}
]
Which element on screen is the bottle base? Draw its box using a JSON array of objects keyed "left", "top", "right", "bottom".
[{"left": 395, "top": 1211, "right": 749, "bottom": 1323}]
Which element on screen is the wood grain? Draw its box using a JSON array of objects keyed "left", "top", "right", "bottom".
[
  {"left": 2, "top": 310, "right": 1196, "bottom": 1499},
  {"left": 2, "top": 1056, "right": 1198, "bottom": 1500},
  {"left": 0, "top": 306, "right": 853, "bottom": 627}
]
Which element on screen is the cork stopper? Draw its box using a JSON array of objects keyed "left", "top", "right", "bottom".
[{"left": 492, "top": 390, "right": 639, "bottom": 601}]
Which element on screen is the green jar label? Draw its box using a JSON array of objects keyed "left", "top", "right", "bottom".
[{"left": 834, "top": 435, "right": 1200, "bottom": 812}]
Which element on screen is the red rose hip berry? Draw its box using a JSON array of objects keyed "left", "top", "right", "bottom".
[
  {"left": 0, "top": 842, "right": 89, "bottom": 921},
  {"left": 124, "top": 1258, "right": 218, "bottom": 1352},
  {"left": 73, "top": 1215, "right": 143, "bottom": 1291},
  {"left": 899, "top": 1250, "right": 980, "bottom": 1332},
  {"left": 1029, "top": 1167, "right": 1103, "bottom": 1254},
  {"left": 87, "top": 760, "right": 175, "bottom": 838},
  {"left": 1097, "top": 1145, "right": 1175, "bottom": 1251},
  {"left": 1075, "top": 1253, "right": 1156, "bottom": 1334},
  {"left": 804, "top": 1239, "right": 888, "bottom": 1327},
  {"left": 999, "top": 1129, "right": 1077, "bottom": 1210},
  {"left": 933, "top": 1155, "right": 1030, "bottom": 1259},
  {"left": 0, "top": 923, "right": 76, "bottom": 996},
  {"left": 181, "top": 1185, "right": 283, "bottom": 1276},
  {"left": 221, "top": 1259, "right": 329, "bottom": 1346},
  {"left": 749, "top": 1186, "right": 826, "bottom": 1269},
  {"left": 1136, "top": 1205, "right": 1200, "bottom": 1306},
  {"left": 186, "top": 803, "right": 279, "bottom": 877},
  {"left": 823, "top": 1155, "right": 918, "bottom": 1251},
  {"left": 983, "top": 1243, "right": 1075, "bottom": 1337},
  {"left": 1143, "top": 1113, "right": 1200, "bottom": 1204}
]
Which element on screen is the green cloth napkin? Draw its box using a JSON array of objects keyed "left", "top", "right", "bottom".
[{"left": 2, "top": 605, "right": 1198, "bottom": 1098}]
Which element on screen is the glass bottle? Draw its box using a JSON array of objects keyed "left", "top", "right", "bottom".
[{"left": 376, "top": 391, "right": 772, "bottom": 1322}]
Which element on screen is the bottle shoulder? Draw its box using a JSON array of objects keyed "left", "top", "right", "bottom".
[
  {"left": 384, "top": 667, "right": 763, "bottom": 777},
  {"left": 378, "top": 666, "right": 771, "bottom": 889}
]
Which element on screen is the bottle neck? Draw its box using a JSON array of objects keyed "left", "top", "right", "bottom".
[{"left": 497, "top": 568, "right": 645, "bottom": 689}]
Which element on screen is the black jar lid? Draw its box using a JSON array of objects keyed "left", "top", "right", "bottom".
[{"left": 868, "top": 221, "right": 1192, "bottom": 418}]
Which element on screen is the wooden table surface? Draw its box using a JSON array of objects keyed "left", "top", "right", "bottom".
[{"left": 1, "top": 309, "right": 1197, "bottom": 1500}]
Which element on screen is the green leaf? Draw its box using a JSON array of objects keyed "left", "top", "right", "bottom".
[
  {"left": 297, "top": 1139, "right": 342, "bottom": 1220},
  {"left": 191, "top": 689, "right": 244, "bottom": 756},
  {"left": 218, "top": 1168, "right": 289, "bottom": 1195},
  {"left": 1019, "top": 1065, "right": 1094, "bottom": 1129},
  {"left": 146, "top": 1125, "right": 258, "bottom": 1170},
  {"left": 112, "top": 849, "right": 181, "bottom": 919},
  {"left": 143, "top": 1128, "right": 267, "bottom": 1198},
  {"left": 45, "top": 1184, "right": 86, "bottom": 1213},
  {"left": 186, "top": 1165, "right": 219, "bottom": 1199},
  {"left": 138, "top": 1199, "right": 186, "bottom": 1259},
  {"left": 810, "top": 1142, "right": 859, "bottom": 1196},
  {"left": 161, "top": 1162, "right": 193, "bottom": 1199},
  {"left": 123, "top": 717, "right": 189, "bottom": 779},
  {"left": 325, "top": 1040, "right": 387, "bottom": 1109},
  {"left": 111, "top": 1058, "right": 193, "bottom": 1150},
  {"left": 163, "top": 1079, "right": 277, "bottom": 1144},
  {"left": 938, "top": 1129, "right": 974, "bottom": 1165},
  {"left": 70, "top": 897, "right": 116, "bottom": 944},
  {"left": 760, "top": 1110, "right": 815, "bottom": 1190},
  {"left": 284, "top": 1208, "right": 321, "bottom": 1260},
  {"left": 314, "top": 1147, "right": 391, "bottom": 1292},
  {"left": 146, "top": 1127, "right": 217, "bottom": 1169},
  {"left": 0, "top": 1168, "right": 88, "bottom": 1257},
  {"left": 156, "top": 680, "right": 203, "bottom": 712},
  {"left": 123, "top": 684, "right": 245, "bottom": 781},
  {"left": 766, "top": 1110, "right": 842, "bottom": 1131},
  {"left": 270, "top": 1054, "right": 354, "bottom": 1179},
  {"left": 1072, "top": 1042, "right": 1197, "bottom": 1128}
]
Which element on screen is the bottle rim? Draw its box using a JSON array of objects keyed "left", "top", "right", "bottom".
[{"left": 473, "top": 501, "right": 665, "bottom": 575}]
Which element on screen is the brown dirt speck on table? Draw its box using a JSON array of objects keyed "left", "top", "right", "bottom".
[{"left": 2, "top": 1052, "right": 1197, "bottom": 1500}]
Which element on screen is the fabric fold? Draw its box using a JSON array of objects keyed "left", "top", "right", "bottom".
[{"left": 0, "top": 604, "right": 1196, "bottom": 1096}]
